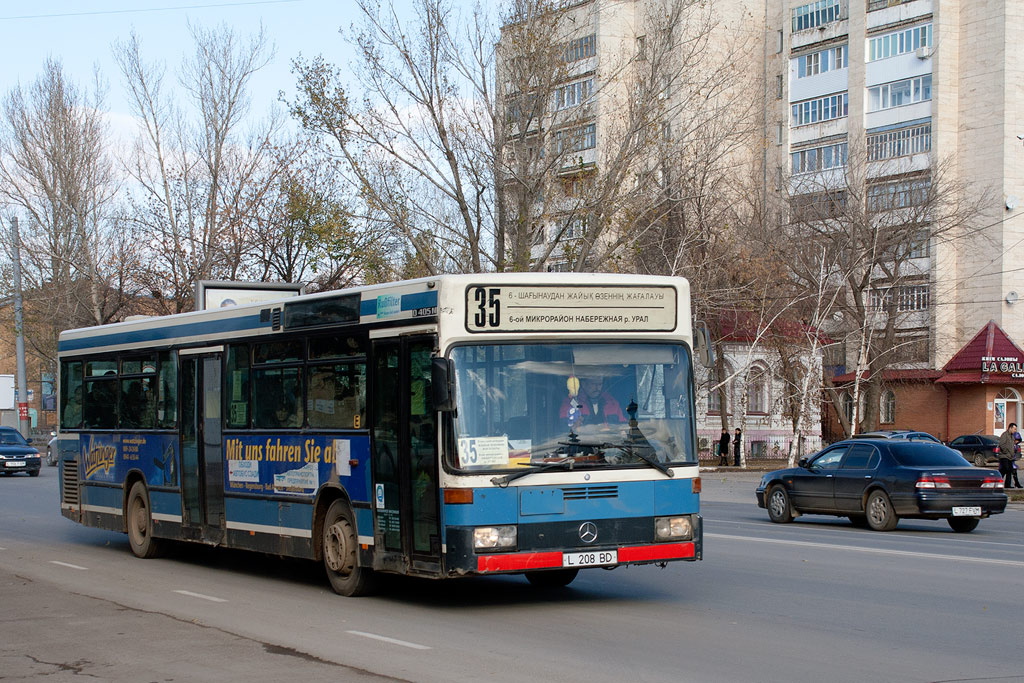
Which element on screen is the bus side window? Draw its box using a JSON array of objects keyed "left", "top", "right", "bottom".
[
  {"left": 60, "top": 360, "right": 84, "bottom": 429},
  {"left": 158, "top": 351, "right": 178, "bottom": 428},
  {"left": 226, "top": 345, "right": 250, "bottom": 428},
  {"left": 85, "top": 378, "right": 118, "bottom": 429},
  {"left": 307, "top": 362, "right": 365, "bottom": 430}
]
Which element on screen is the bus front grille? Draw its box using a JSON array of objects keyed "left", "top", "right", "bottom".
[
  {"left": 563, "top": 485, "right": 618, "bottom": 500},
  {"left": 62, "top": 460, "right": 80, "bottom": 505}
]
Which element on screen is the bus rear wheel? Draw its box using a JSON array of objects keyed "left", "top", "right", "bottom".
[
  {"left": 525, "top": 568, "right": 579, "bottom": 588},
  {"left": 126, "top": 481, "right": 163, "bottom": 558},
  {"left": 323, "top": 500, "right": 374, "bottom": 597}
]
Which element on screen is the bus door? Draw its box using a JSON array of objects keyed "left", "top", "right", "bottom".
[
  {"left": 179, "top": 350, "right": 225, "bottom": 543},
  {"left": 371, "top": 335, "right": 441, "bottom": 572}
]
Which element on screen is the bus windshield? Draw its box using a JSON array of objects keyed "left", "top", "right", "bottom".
[{"left": 451, "top": 342, "right": 695, "bottom": 472}]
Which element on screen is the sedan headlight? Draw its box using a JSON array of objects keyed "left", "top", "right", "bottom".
[
  {"left": 655, "top": 516, "right": 693, "bottom": 541},
  {"left": 473, "top": 525, "right": 517, "bottom": 551}
]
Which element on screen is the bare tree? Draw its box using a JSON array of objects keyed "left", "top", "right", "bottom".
[
  {"left": 114, "top": 24, "right": 287, "bottom": 312},
  {"left": 775, "top": 143, "right": 989, "bottom": 436},
  {"left": 0, "top": 59, "right": 132, "bottom": 380}
]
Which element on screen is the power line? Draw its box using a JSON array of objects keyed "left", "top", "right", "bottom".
[{"left": 0, "top": 0, "right": 304, "bottom": 21}]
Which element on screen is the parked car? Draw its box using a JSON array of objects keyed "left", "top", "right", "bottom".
[
  {"left": 0, "top": 426, "right": 42, "bottom": 477},
  {"left": 755, "top": 439, "right": 1007, "bottom": 533},
  {"left": 46, "top": 433, "right": 58, "bottom": 466},
  {"left": 851, "top": 430, "right": 941, "bottom": 443},
  {"left": 948, "top": 434, "right": 1001, "bottom": 467}
]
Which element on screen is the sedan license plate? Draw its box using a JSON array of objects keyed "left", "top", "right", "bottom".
[
  {"left": 563, "top": 550, "right": 617, "bottom": 568},
  {"left": 952, "top": 506, "right": 981, "bottom": 517},
  {"left": 4, "top": 461, "right": 25, "bottom": 468}
]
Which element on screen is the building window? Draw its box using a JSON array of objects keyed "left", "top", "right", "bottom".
[
  {"left": 556, "top": 78, "right": 594, "bottom": 110},
  {"left": 747, "top": 366, "right": 769, "bottom": 414},
  {"left": 906, "top": 229, "right": 929, "bottom": 259},
  {"left": 563, "top": 216, "right": 587, "bottom": 240},
  {"left": 794, "top": 45, "right": 847, "bottom": 78},
  {"left": 776, "top": 74, "right": 784, "bottom": 99},
  {"left": 867, "top": 75, "right": 931, "bottom": 112},
  {"left": 564, "top": 34, "right": 596, "bottom": 62},
  {"left": 636, "top": 35, "right": 646, "bottom": 60},
  {"left": 546, "top": 260, "right": 570, "bottom": 272},
  {"left": 790, "top": 190, "right": 848, "bottom": 222},
  {"left": 867, "top": 121, "right": 931, "bottom": 161},
  {"left": 554, "top": 123, "right": 596, "bottom": 153},
  {"left": 531, "top": 224, "right": 546, "bottom": 245},
  {"left": 792, "top": 141, "right": 848, "bottom": 175},
  {"left": 868, "top": 23, "right": 931, "bottom": 61},
  {"left": 892, "top": 332, "right": 929, "bottom": 363},
  {"left": 792, "top": 0, "right": 841, "bottom": 32},
  {"left": 880, "top": 390, "right": 896, "bottom": 424},
  {"left": 791, "top": 92, "right": 848, "bottom": 126},
  {"left": 841, "top": 392, "right": 854, "bottom": 424},
  {"left": 870, "top": 284, "right": 930, "bottom": 312},
  {"left": 867, "top": 177, "right": 931, "bottom": 211}
]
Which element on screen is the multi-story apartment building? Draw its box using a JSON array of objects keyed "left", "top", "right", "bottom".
[
  {"left": 498, "top": 0, "right": 825, "bottom": 461},
  {"left": 771, "top": 0, "right": 1024, "bottom": 438}
]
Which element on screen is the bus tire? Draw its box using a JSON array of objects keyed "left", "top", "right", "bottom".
[
  {"left": 525, "top": 568, "right": 579, "bottom": 588},
  {"left": 323, "top": 500, "right": 374, "bottom": 597},
  {"left": 126, "top": 481, "right": 163, "bottom": 558}
]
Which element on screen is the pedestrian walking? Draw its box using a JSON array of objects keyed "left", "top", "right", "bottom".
[
  {"left": 997, "top": 424, "right": 1016, "bottom": 488},
  {"left": 1012, "top": 429, "right": 1023, "bottom": 488},
  {"left": 733, "top": 427, "right": 742, "bottom": 467},
  {"left": 718, "top": 428, "right": 730, "bottom": 466}
]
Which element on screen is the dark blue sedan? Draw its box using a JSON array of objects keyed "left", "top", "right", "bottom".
[
  {"left": 755, "top": 439, "right": 1007, "bottom": 532},
  {"left": 0, "top": 427, "right": 41, "bottom": 477}
]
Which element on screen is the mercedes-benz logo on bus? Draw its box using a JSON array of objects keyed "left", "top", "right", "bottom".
[{"left": 578, "top": 521, "right": 598, "bottom": 544}]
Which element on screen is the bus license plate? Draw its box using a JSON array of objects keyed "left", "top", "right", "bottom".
[
  {"left": 952, "top": 506, "right": 981, "bottom": 516},
  {"left": 4, "top": 461, "right": 25, "bottom": 468},
  {"left": 563, "top": 550, "right": 617, "bottom": 568}
]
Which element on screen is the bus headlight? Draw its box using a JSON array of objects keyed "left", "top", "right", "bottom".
[
  {"left": 655, "top": 516, "right": 692, "bottom": 541},
  {"left": 473, "top": 525, "right": 517, "bottom": 551}
]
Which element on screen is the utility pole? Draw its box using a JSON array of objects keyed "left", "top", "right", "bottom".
[{"left": 11, "top": 216, "right": 30, "bottom": 438}]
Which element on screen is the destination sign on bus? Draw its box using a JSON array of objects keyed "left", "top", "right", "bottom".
[{"left": 465, "top": 285, "right": 676, "bottom": 333}]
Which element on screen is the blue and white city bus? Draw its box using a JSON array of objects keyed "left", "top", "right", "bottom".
[{"left": 57, "top": 273, "right": 708, "bottom": 595}]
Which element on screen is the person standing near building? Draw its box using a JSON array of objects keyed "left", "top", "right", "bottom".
[
  {"left": 1012, "top": 428, "right": 1023, "bottom": 488},
  {"left": 717, "top": 428, "right": 730, "bottom": 466},
  {"left": 997, "top": 424, "right": 1016, "bottom": 488},
  {"left": 733, "top": 427, "right": 742, "bottom": 467}
]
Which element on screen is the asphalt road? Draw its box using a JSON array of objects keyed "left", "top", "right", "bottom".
[{"left": 1, "top": 466, "right": 1021, "bottom": 682}]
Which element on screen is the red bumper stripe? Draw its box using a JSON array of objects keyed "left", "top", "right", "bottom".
[
  {"left": 617, "top": 542, "right": 694, "bottom": 562},
  {"left": 478, "top": 551, "right": 563, "bottom": 572},
  {"left": 476, "top": 542, "right": 696, "bottom": 573}
]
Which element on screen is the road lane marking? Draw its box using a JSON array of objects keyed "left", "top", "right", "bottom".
[
  {"left": 49, "top": 561, "right": 88, "bottom": 570},
  {"left": 707, "top": 533, "right": 1024, "bottom": 568},
  {"left": 709, "top": 518, "right": 1024, "bottom": 548},
  {"left": 345, "top": 630, "right": 431, "bottom": 650},
  {"left": 173, "top": 590, "right": 227, "bottom": 603}
]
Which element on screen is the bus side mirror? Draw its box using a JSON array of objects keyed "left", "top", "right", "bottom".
[
  {"left": 431, "top": 357, "right": 456, "bottom": 412},
  {"left": 694, "top": 321, "right": 715, "bottom": 369}
]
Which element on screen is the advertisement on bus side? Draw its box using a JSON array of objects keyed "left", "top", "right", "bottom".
[{"left": 223, "top": 434, "right": 370, "bottom": 499}]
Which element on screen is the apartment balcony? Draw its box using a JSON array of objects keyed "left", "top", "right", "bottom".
[{"left": 866, "top": 0, "right": 932, "bottom": 30}]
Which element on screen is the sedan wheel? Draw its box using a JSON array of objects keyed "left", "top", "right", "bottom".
[
  {"left": 865, "top": 490, "right": 899, "bottom": 531},
  {"left": 972, "top": 452, "right": 985, "bottom": 468},
  {"left": 767, "top": 485, "right": 793, "bottom": 523}
]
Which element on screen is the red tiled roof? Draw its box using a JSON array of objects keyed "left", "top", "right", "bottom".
[
  {"left": 942, "top": 320, "right": 1024, "bottom": 371},
  {"left": 712, "top": 309, "right": 830, "bottom": 344}
]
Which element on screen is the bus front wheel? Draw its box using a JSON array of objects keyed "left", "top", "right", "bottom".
[
  {"left": 323, "top": 500, "right": 374, "bottom": 597},
  {"left": 126, "top": 481, "right": 163, "bottom": 559},
  {"left": 525, "top": 568, "right": 579, "bottom": 588}
]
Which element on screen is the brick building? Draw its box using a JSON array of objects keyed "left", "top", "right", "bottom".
[{"left": 827, "top": 321, "right": 1024, "bottom": 442}]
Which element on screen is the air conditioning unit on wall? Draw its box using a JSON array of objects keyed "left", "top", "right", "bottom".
[{"left": 915, "top": 46, "right": 933, "bottom": 59}]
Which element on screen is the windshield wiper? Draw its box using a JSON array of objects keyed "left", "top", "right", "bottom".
[
  {"left": 601, "top": 441, "right": 674, "bottom": 478},
  {"left": 490, "top": 457, "right": 576, "bottom": 488},
  {"left": 558, "top": 438, "right": 674, "bottom": 479}
]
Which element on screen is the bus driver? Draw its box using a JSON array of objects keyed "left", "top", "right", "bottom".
[{"left": 560, "top": 375, "right": 625, "bottom": 428}]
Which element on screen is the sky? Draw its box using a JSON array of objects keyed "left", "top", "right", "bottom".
[{"left": 0, "top": 0, "right": 413, "bottom": 134}]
